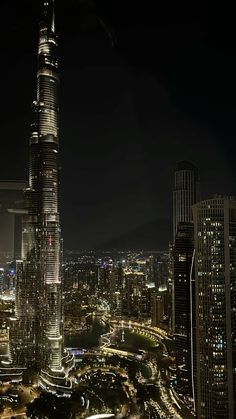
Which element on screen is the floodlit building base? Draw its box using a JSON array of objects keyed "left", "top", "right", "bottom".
[
  {"left": 0, "top": 363, "right": 24, "bottom": 383},
  {"left": 39, "top": 351, "right": 74, "bottom": 395}
]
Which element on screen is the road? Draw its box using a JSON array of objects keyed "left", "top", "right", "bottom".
[{"left": 0, "top": 383, "right": 39, "bottom": 419}]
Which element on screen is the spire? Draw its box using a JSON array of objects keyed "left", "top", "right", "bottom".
[
  {"left": 42, "top": 0, "right": 55, "bottom": 33},
  {"left": 51, "top": 0, "right": 55, "bottom": 33}
]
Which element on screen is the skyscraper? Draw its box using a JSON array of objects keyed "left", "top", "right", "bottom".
[
  {"left": 193, "top": 197, "right": 236, "bottom": 418},
  {"left": 8, "top": 0, "right": 73, "bottom": 387},
  {"left": 0, "top": 181, "right": 26, "bottom": 261},
  {"left": 172, "top": 162, "right": 199, "bottom": 402},
  {"left": 172, "top": 162, "right": 199, "bottom": 332},
  {"left": 173, "top": 161, "right": 200, "bottom": 239},
  {"left": 173, "top": 222, "right": 195, "bottom": 399}
]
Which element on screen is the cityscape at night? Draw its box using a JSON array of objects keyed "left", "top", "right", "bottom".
[{"left": 0, "top": 1, "right": 235, "bottom": 418}]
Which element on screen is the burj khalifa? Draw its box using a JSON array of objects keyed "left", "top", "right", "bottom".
[{"left": 8, "top": 0, "right": 73, "bottom": 386}]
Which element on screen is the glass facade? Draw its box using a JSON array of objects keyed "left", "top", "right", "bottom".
[{"left": 193, "top": 198, "right": 236, "bottom": 418}]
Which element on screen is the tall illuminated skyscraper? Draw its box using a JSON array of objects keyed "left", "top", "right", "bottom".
[
  {"left": 193, "top": 197, "right": 236, "bottom": 418},
  {"left": 8, "top": 1, "right": 73, "bottom": 385}
]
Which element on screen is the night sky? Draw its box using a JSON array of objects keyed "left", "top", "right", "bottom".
[{"left": 0, "top": 1, "right": 235, "bottom": 250}]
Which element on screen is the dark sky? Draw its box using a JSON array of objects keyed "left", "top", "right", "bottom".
[{"left": 0, "top": 1, "right": 235, "bottom": 250}]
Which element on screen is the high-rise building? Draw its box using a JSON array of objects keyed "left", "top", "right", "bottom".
[
  {"left": 171, "top": 162, "right": 199, "bottom": 336},
  {"left": 167, "top": 242, "right": 174, "bottom": 332},
  {"left": 193, "top": 197, "right": 236, "bottom": 418},
  {"left": 173, "top": 161, "right": 199, "bottom": 239},
  {"left": 0, "top": 181, "right": 26, "bottom": 261},
  {"left": 173, "top": 222, "right": 195, "bottom": 399},
  {"left": 109, "top": 263, "right": 123, "bottom": 316},
  {"left": 0, "top": 268, "right": 4, "bottom": 292},
  {"left": 7, "top": 0, "right": 73, "bottom": 388},
  {"left": 171, "top": 162, "right": 199, "bottom": 404},
  {"left": 151, "top": 292, "right": 164, "bottom": 327},
  {"left": 122, "top": 271, "right": 148, "bottom": 319}
]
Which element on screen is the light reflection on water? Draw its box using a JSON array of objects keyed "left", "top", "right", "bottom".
[
  {"left": 65, "top": 317, "right": 108, "bottom": 349},
  {"left": 0, "top": 319, "right": 108, "bottom": 357},
  {"left": 0, "top": 320, "right": 153, "bottom": 380},
  {"left": 65, "top": 319, "right": 153, "bottom": 380}
]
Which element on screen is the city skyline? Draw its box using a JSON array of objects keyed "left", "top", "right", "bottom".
[
  {"left": 0, "top": 2, "right": 235, "bottom": 418},
  {"left": 0, "top": 1, "right": 235, "bottom": 250}
]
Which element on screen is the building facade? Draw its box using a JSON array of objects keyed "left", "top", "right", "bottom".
[{"left": 193, "top": 198, "right": 236, "bottom": 418}]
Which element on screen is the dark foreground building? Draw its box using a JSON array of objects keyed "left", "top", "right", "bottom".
[
  {"left": 171, "top": 161, "right": 199, "bottom": 334},
  {"left": 173, "top": 222, "right": 195, "bottom": 399},
  {"left": 4, "top": 0, "right": 73, "bottom": 389}
]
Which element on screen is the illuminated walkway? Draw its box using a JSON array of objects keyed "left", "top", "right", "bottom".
[{"left": 85, "top": 415, "right": 114, "bottom": 419}]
